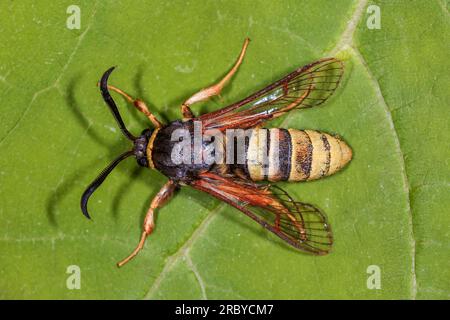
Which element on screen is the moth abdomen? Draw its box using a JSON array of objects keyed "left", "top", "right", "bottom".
[{"left": 238, "top": 128, "right": 352, "bottom": 182}]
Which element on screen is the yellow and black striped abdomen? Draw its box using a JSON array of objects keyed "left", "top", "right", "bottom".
[{"left": 235, "top": 128, "right": 352, "bottom": 182}]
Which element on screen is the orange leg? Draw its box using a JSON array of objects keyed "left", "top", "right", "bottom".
[
  {"left": 106, "top": 84, "right": 163, "bottom": 128},
  {"left": 181, "top": 38, "right": 251, "bottom": 119},
  {"left": 117, "top": 180, "right": 177, "bottom": 267}
]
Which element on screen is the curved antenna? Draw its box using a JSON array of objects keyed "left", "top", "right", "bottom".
[
  {"left": 100, "top": 67, "right": 137, "bottom": 141},
  {"left": 81, "top": 150, "right": 134, "bottom": 219}
]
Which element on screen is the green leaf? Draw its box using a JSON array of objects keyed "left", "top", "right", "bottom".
[{"left": 0, "top": 0, "right": 448, "bottom": 299}]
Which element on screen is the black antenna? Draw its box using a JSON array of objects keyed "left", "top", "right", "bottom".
[
  {"left": 100, "top": 67, "right": 136, "bottom": 141},
  {"left": 81, "top": 150, "right": 134, "bottom": 219}
]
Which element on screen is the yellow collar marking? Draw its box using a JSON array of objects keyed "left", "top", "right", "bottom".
[{"left": 146, "top": 127, "right": 160, "bottom": 169}]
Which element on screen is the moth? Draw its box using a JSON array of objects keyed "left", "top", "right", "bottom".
[{"left": 81, "top": 39, "right": 352, "bottom": 267}]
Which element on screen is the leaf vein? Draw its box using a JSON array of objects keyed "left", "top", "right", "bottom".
[
  {"left": 186, "top": 253, "right": 208, "bottom": 299},
  {"left": 0, "top": 2, "right": 98, "bottom": 148},
  {"left": 143, "top": 203, "right": 224, "bottom": 299},
  {"left": 351, "top": 46, "right": 417, "bottom": 299}
]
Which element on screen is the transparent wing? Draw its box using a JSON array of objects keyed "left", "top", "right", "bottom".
[
  {"left": 199, "top": 58, "right": 344, "bottom": 131},
  {"left": 190, "top": 172, "right": 333, "bottom": 254}
]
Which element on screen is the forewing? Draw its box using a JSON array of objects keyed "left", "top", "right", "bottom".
[
  {"left": 199, "top": 58, "right": 344, "bottom": 131},
  {"left": 190, "top": 172, "right": 333, "bottom": 254}
]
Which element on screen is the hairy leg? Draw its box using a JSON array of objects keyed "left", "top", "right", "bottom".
[
  {"left": 181, "top": 38, "right": 250, "bottom": 119},
  {"left": 106, "top": 84, "right": 163, "bottom": 128},
  {"left": 117, "top": 180, "right": 177, "bottom": 267}
]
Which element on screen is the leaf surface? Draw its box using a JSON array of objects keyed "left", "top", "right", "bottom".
[{"left": 0, "top": 0, "right": 448, "bottom": 299}]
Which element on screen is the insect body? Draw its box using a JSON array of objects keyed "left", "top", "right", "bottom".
[{"left": 81, "top": 39, "right": 352, "bottom": 267}]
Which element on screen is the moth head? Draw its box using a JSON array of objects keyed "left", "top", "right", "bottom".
[{"left": 134, "top": 128, "right": 153, "bottom": 167}]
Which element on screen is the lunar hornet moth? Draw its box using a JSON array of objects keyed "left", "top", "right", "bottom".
[{"left": 81, "top": 38, "right": 352, "bottom": 267}]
